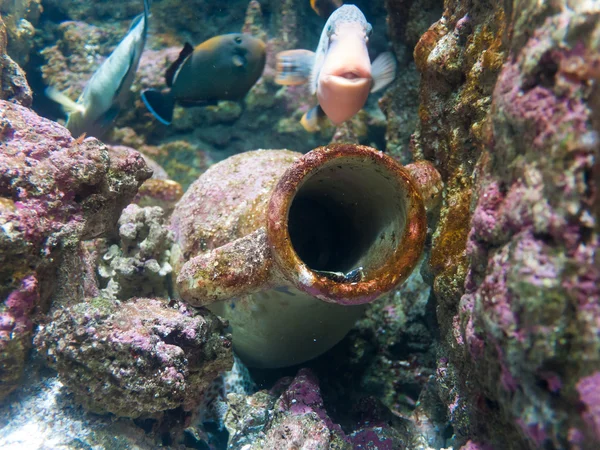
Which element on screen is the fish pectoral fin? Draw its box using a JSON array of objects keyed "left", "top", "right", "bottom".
[
  {"left": 232, "top": 54, "right": 246, "bottom": 67},
  {"left": 370, "top": 52, "right": 397, "bottom": 93},
  {"left": 166, "top": 42, "right": 194, "bottom": 87},
  {"left": 275, "top": 49, "right": 315, "bottom": 86},
  {"left": 300, "top": 105, "right": 327, "bottom": 133},
  {"left": 45, "top": 87, "right": 85, "bottom": 114}
]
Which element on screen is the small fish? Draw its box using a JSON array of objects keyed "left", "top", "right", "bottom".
[
  {"left": 310, "top": 0, "right": 343, "bottom": 18},
  {"left": 46, "top": 0, "right": 150, "bottom": 138},
  {"left": 313, "top": 266, "right": 364, "bottom": 283},
  {"left": 275, "top": 5, "right": 397, "bottom": 132},
  {"left": 141, "top": 33, "right": 266, "bottom": 125}
]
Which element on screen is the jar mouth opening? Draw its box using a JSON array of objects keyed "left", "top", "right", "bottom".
[{"left": 267, "top": 144, "right": 426, "bottom": 305}]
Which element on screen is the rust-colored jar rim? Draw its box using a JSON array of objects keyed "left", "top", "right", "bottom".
[{"left": 266, "top": 144, "right": 427, "bottom": 306}]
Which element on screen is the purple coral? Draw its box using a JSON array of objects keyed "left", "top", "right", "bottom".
[
  {"left": 576, "top": 372, "right": 600, "bottom": 441},
  {"left": 448, "top": 8, "right": 600, "bottom": 449},
  {"left": 34, "top": 297, "right": 232, "bottom": 417},
  {"left": 0, "top": 100, "right": 151, "bottom": 400}
]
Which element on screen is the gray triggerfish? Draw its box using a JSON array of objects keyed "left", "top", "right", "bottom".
[
  {"left": 275, "top": 4, "right": 397, "bottom": 132},
  {"left": 46, "top": 0, "right": 150, "bottom": 138},
  {"left": 141, "top": 33, "right": 266, "bottom": 125}
]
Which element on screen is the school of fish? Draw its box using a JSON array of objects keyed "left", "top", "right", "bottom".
[{"left": 46, "top": 1, "right": 396, "bottom": 137}]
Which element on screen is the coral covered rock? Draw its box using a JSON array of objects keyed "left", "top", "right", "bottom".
[
  {"left": 0, "top": 15, "right": 32, "bottom": 106},
  {"left": 414, "top": 0, "right": 507, "bottom": 310},
  {"left": 454, "top": 5, "right": 600, "bottom": 447},
  {"left": 98, "top": 204, "right": 175, "bottom": 300},
  {"left": 0, "top": 100, "right": 151, "bottom": 401},
  {"left": 224, "top": 368, "right": 412, "bottom": 449},
  {"left": 105, "top": 145, "right": 185, "bottom": 214},
  {"left": 130, "top": 140, "right": 214, "bottom": 191},
  {"left": 381, "top": 0, "right": 442, "bottom": 162},
  {"left": 35, "top": 297, "right": 233, "bottom": 418},
  {"left": 0, "top": 0, "right": 41, "bottom": 67},
  {"left": 426, "top": 1, "right": 600, "bottom": 448}
]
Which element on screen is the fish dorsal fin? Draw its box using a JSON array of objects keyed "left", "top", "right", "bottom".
[
  {"left": 128, "top": 13, "right": 144, "bottom": 32},
  {"left": 166, "top": 42, "right": 194, "bottom": 87},
  {"left": 128, "top": 0, "right": 150, "bottom": 33}
]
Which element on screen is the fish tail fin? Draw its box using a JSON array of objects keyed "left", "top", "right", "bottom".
[
  {"left": 275, "top": 49, "right": 315, "bottom": 86},
  {"left": 370, "top": 52, "right": 397, "bottom": 93},
  {"left": 141, "top": 89, "right": 175, "bottom": 125},
  {"left": 300, "top": 105, "right": 327, "bottom": 133},
  {"left": 45, "top": 86, "right": 85, "bottom": 115}
]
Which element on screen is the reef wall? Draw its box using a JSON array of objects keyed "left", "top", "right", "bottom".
[
  {"left": 0, "top": 99, "right": 152, "bottom": 401},
  {"left": 413, "top": 0, "right": 600, "bottom": 447}
]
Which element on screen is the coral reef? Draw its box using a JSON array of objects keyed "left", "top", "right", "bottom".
[
  {"left": 449, "top": 4, "right": 600, "bottom": 447},
  {"left": 0, "top": 100, "right": 150, "bottom": 401},
  {"left": 35, "top": 297, "right": 233, "bottom": 418},
  {"left": 225, "top": 368, "right": 413, "bottom": 449},
  {"left": 1, "top": 0, "right": 598, "bottom": 447},
  {"left": 126, "top": 148, "right": 184, "bottom": 214},
  {"left": 97, "top": 204, "right": 174, "bottom": 300},
  {"left": 0, "top": 16, "right": 32, "bottom": 106},
  {"left": 0, "top": 0, "right": 41, "bottom": 67},
  {"left": 381, "top": 0, "right": 443, "bottom": 162}
]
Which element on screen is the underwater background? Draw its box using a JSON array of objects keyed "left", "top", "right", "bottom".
[{"left": 0, "top": 0, "right": 599, "bottom": 449}]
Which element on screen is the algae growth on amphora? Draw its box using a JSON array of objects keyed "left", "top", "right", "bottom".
[{"left": 171, "top": 143, "right": 427, "bottom": 368}]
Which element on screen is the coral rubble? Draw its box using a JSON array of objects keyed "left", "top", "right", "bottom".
[
  {"left": 35, "top": 297, "right": 232, "bottom": 418},
  {"left": 225, "top": 368, "right": 412, "bottom": 449},
  {"left": 0, "top": 100, "right": 150, "bottom": 401},
  {"left": 98, "top": 204, "right": 175, "bottom": 300}
]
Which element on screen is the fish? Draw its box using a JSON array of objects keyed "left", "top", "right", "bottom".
[
  {"left": 46, "top": 0, "right": 150, "bottom": 139},
  {"left": 141, "top": 33, "right": 266, "bottom": 125},
  {"left": 313, "top": 266, "right": 365, "bottom": 283},
  {"left": 275, "top": 4, "right": 397, "bottom": 132},
  {"left": 310, "top": 0, "right": 343, "bottom": 18}
]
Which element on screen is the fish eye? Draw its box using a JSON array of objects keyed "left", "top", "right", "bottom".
[
  {"left": 234, "top": 36, "right": 243, "bottom": 44},
  {"left": 366, "top": 24, "right": 373, "bottom": 37}
]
